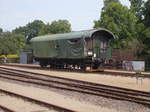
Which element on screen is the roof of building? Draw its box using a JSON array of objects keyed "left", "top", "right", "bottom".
[{"left": 30, "top": 28, "right": 115, "bottom": 42}]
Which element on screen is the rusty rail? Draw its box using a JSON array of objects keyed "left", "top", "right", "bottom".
[
  {"left": 0, "top": 105, "right": 15, "bottom": 112},
  {"left": 0, "top": 89, "right": 77, "bottom": 112},
  {"left": 1, "top": 63, "right": 150, "bottom": 78},
  {"left": 0, "top": 67, "right": 150, "bottom": 107}
]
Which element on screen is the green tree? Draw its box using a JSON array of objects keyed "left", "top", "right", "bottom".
[
  {"left": 94, "top": 2, "right": 139, "bottom": 49},
  {"left": 0, "top": 32, "right": 26, "bottom": 55},
  {"left": 139, "top": 27, "right": 150, "bottom": 59},
  {"left": 13, "top": 19, "right": 71, "bottom": 42},
  {"left": 137, "top": 0, "right": 150, "bottom": 59},
  {"left": 13, "top": 20, "right": 45, "bottom": 43},
  {"left": 129, "top": 0, "right": 144, "bottom": 21},
  {"left": 94, "top": 0, "right": 150, "bottom": 59},
  {"left": 39, "top": 23, "right": 52, "bottom": 35},
  {"left": 48, "top": 19, "right": 71, "bottom": 34},
  {"left": 103, "top": 0, "right": 120, "bottom": 8},
  {"left": 142, "top": 0, "right": 150, "bottom": 27}
]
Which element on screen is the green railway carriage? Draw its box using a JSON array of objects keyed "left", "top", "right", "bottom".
[{"left": 30, "top": 29, "right": 115, "bottom": 69}]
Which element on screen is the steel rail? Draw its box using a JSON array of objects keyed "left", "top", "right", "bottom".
[
  {"left": 0, "top": 70, "right": 150, "bottom": 99},
  {"left": 0, "top": 66, "right": 149, "bottom": 96},
  {"left": 0, "top": 89, "right": 77, "bottom": 112},
  {"left": 1, "top": 74, "right": 150, "bottom": 107},
  {"left": 2, "top": 64, "right": 150, "bottom": 78},
  {"left": 0, "top": 68, "right": 150, "bottom": 107},
  {"left": 0, "top": 105, "right": 15, "bottom": 112}
]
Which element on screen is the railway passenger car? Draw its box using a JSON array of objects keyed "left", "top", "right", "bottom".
[{"left": 30, "top": 29, "right": 115, "bottom": 70}]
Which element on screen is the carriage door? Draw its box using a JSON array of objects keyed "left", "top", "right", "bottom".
[
  {"left": 93, "top": 33, "right": 109, "bottom": 59},
  {"left": 99, "top": 36, "right": 108, "bottom": 59},
  {"left": 94, "top": 38, "right": 100, "bottom": 58}
]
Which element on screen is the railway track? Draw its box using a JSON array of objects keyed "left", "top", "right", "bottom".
[
  {"left": 2, "top": 63, "right": 150, "bottom": 78},
  {"left": 0, "top": 67, "right": 150, "bottom": 107},
  {"left": 0, "top": 105, "right": 15, "bottom": 112},
  {"left": 0, "top": 89, "right": 76, "bottom": 112}
]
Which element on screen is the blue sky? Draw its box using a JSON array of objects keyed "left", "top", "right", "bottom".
[{"left": 0, "top": 0, "right": 130, "bottom": 31}]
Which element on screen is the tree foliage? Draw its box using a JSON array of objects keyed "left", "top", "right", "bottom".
[
  {"left": 0, "top": 19, "right": 72, "bottom": 56},
  {"left": 0, "top": 32, "right": 26, "bottom": 55},
  {"left": 13, "top": 20, "right": 45, "bottom": 43},
  {"left": 94, "top": 0, "right": 150, "bottom": 59},
  {"left": 40, "top": 19, "right": 71, "bottom": 34},
  {"left": 94, "top": 1, "right": 139, "bottom": 49},
  {"left": 103, "top": 0, "right": 120, "bottom": 8},
  {"left": 142, "top": 0, "right": 150, "bottom": 27},
  {"left": 49, "top": 20, "right": 71, "bottom": 34},
  {"left": 136, "top": 0, "right": 150, "bottom": 59},
  {"left": 129, "top": 0, "right": 144, "bottom": 21},
  {"left": 13, "top": 19, "right": 71, "bottom": 43}
]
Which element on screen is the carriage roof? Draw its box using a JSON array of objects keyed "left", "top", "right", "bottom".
[{"left": 30, "top": 28, "right": 115, "bottom": 42}]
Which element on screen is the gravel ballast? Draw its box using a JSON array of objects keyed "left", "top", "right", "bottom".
[
  {"left": 0, "top": 93, "right": 55, "bottom": 112},
  {"left": 1, "top": 66, "right": 150, "bottom": 92},
  {"left": 0, "top": 79, "right": 150, "bottom": 112}
]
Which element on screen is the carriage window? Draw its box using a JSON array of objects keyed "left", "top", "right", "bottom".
[
  {"left": 100, "top": 40, "right": 108, "bottom": 53},
  {"left": 68, "top": 38, "right": 80, "bottom": 43}
]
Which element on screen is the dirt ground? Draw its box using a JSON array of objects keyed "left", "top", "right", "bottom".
[{"left": 1, "top": 66, "right": 150, "bottom": 92}]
